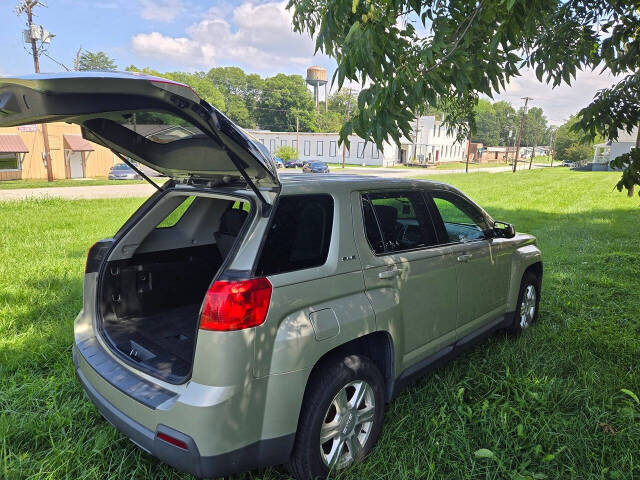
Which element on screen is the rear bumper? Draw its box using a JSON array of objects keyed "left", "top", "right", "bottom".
[{"left": 73, "top": 347, "right": 294, "bottom": 478}]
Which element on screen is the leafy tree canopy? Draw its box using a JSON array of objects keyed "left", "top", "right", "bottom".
[
  {"left": 288, "top": 0, "right": 640, "bottom": 194},
  {"left": 274, "top": 145, "right": 299, "bottom": 160},
  {"left": 78, "top": 51, "right": 117, "bottom": 71}
]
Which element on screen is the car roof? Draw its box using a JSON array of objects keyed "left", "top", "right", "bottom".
[{"left": 279, "top": 173, "right": 453, "bottom": 194}]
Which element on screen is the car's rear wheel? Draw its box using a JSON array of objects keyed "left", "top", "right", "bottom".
[
  {"left": 287, "top": 354, "right": 385, "bottom": 480},
  {"left": 507, "top": 271, "right": 540, "bottom": 335}
]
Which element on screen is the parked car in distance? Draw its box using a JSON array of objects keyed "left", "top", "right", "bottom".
[
  {"left": 273, "top": 156, "right": 284, "bottom": 169},
  {"left": 108, "top": 163, "right": 140, "bottom": 180},
  {"left": 285, "top": 159, "right": 304, "bottom": 168},
  {"left": 0, "top": 73, "right": 543, "bottom": 480},
  {"left": 302, "top": 161, "right": 330, "bottom": 173}
]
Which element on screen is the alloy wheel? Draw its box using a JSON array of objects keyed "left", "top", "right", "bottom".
[
  {"left": 519, "top": 284, "right": 537, "bottom": 329},
  {"left": 319, "top": 380, "right": 376, "bottom": 470}
]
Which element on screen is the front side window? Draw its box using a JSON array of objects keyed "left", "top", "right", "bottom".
[
  {"left": 256, "top": 195, "right": 334, "bottom": 276},
  {"left": 362, "top": 191, "right": 437, "bottom": 254},
  {"left": 372, "top": 144, "right": 380, "bottom": 159},
  {"left": 281, "top": 139, "right": 288, "bottom": 146},
  {"left": 430, "top": 191, "right": 489, "bottom": 243},
  {"left": 329, "top": 141, "right": 337, "bottom": 157},
  {"left": 269, "top": 139, "right": 276, "bottom": 153},
  {"left": 317, "top": 141, "right": 324, "bottom": 156},
  {"left": 304, "top": 140, "right": 311, "bottom": 156},
  {"left": 357, "top": 142, "right": 365, "bottom": 159}
]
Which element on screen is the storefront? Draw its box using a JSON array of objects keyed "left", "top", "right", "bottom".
[{"left": 0, "top": 134, "right": 29, "bottom": 181}]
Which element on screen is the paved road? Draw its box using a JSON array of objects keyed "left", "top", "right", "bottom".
[{"left": 0, "top": 164, "right": 550, "bottom": 201}]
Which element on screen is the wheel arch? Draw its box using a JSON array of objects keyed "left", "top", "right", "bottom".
[{"left": 303, "top": 331, "right": 395, "bottom": 405}]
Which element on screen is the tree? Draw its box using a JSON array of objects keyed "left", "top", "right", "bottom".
[
  {"left": 78, "top": 51, "right": 117, "bottom": 71},
  {"left": 207, "top": 67, "right": 263, "bottom": 127},
  {"left": 274, "top": 145, "right": 298, "bottom": 160},
  {"left": 315, "top": 110, "right": 344, "bottom": 132},
  {"left": 126, "top": 66, "right": 226, "bottom": 113},
  {"left": 563, "top": 144, "right": 593, "bottom": 165},
  {"left": 256, "top": 74, "right": 316, "bottom": 132},
  {"left": 554, "top": 115, "right": 600, "bottom": 163},
  {"left": 473, "top": 99, "right": 500, "bottom": 146},
  {"left": 288, "top": 0, "right": 640, "bottom": 195}
]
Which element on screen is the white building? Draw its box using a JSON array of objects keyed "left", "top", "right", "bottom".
[
  {"left": 245, "top": 116, "right": 466, "bottom": 167},
  {"left": 593, "top": 126, "right": 638, "bottom": 171}
]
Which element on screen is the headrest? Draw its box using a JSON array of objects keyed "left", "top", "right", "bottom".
[
  {"left": 373, "top": 204, "right": 398, "bottom": 227},
  {"left": 219, "top": 208, "right": 248, "bottom": 235}
]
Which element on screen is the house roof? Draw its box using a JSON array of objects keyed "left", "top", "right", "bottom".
[
  {"left": 63, "top": 134, "right": 95, "bottom": 152},
  {"left": 0, "top": 134, "right": 29, "bottom": 153}
]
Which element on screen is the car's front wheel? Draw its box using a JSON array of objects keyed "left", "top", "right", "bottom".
[
  {"left": 287, "top": 354, "right": 385, "bottom": 480},
  {"left": 507, "top": 271, "right": 541, "bottom": 335}
]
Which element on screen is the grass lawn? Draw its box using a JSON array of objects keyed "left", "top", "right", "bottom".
[
  {"left": 0, "top": 177, "right": 168, "bottom": 190},
  {"left": 1, "top": 169, "right": 639, "bottom": 479},
  {"left": 434, "top": 161, "right": 508, "bottom": 170}
]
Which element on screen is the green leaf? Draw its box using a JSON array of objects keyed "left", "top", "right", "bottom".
[
  {"left": 621, "top": 389, "right": 640, "bottom": 405},
  {"left": 474, "top": 449, "right": 495, "bottom": 459}
]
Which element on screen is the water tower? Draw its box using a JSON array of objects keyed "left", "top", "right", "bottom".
[{"left": 306, "top": 66, "right": 328, "bottom": 112}]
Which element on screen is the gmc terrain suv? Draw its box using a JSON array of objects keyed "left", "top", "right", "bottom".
[{"left": 0, "top": 73, "right": 543, "bottom": 479}]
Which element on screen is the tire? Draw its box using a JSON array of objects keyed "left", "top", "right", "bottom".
[
  {"left": 287, "top": 355, "right": 385, "bottom": 480},
  {"left": 507, "top": 271, "right": 541, "bottom": 335}
]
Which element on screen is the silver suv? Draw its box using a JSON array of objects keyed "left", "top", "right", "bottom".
[{"left": 0, "top": 73, "right": 543, "bottom": 480}]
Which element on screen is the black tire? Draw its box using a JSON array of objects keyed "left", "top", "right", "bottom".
[
  {"left": 506, "top": 271, "right": 541, "bottom": 335},
  {"left": 287, "top": 354, "right": 385, "bottom": 480}
]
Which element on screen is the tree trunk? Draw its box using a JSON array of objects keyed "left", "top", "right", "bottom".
[{"left": 630, "top": 127, "right": 640, "bottom": 197}]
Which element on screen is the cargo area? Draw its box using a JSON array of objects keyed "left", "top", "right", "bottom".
[{"left": 98, "top": 191, "right": 252, "bottom": 383}]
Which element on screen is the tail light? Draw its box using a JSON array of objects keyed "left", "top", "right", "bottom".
[
  {"left": 200, "top": 278, "right": 272, "bottom": 331},
  {"left": 85, "top": 240, "right": 113, "bottom": 274}
]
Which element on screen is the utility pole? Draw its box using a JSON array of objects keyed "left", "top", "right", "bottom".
[
  {"left": 465, "top": 136, "right": 471, "bottom": 173},
  {"left": 17, "top": 0, "right": 54, "bottom": 182},
  {"left": 513, "top": 96, "right": 533, "bottom": 173},
  {"left": 529, "top": 131, "right": 539, "bottom": 170}
]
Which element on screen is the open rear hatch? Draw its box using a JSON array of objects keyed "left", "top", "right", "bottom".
[
  {"left": 0, "top": 72, "right": 279, "bottom": 207},
  {"left": 0, "top": 72, "right": 278, "bottom": 382}
]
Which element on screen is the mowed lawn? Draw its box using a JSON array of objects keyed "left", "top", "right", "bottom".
[{"left": 1, "top": 168, "right": 639, "bottom": 480}]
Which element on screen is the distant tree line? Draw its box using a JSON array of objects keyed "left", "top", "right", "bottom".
[{"left": 123, "top": 65, "right": 356, "bottom": 134}]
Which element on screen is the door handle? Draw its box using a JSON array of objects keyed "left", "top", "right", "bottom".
[
  {"left": 457, "top": 254, "right": 472, "bottom": 263},
  {"left": 378, "top": 268, "right": 401, "bottom": 279}
]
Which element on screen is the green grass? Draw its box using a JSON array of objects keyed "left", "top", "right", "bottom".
[
  {"left": 1, "top": 169, "right": 639, "bottom": 479},
  {"left": 0, "top": 177, "right": 169, "bottom": 190},
  {"left": 434, "top": 161, "right": 508, "bottom": 170}
]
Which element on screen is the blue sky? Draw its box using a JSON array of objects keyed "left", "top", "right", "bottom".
[
  {"left": 1, "top": 0, "right": 616, "bottom": 125},
  {"left": 2, "top": 0, "right": 335, "bottom": 75}
]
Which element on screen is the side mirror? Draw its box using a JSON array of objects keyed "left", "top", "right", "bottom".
[{"left": 493, "top": 221, "right": 516, "bottom": 239}]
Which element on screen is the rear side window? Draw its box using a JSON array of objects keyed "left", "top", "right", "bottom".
[
  {"left": 156, "top": 196, "right": 195, "bottom": 228},
  {"left": 362, "top": 191, "right": 438, "bottom": 254},
  {"left": 256, "top": 195, "right": 334, "bottom": 276}
]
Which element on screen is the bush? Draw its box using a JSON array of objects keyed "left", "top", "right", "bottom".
[
  {"left": 274, "top": 145, "right": 298, "bottom": 161},
  {"left": 563, "top": 144, "right": 593, "bottom": 164}
]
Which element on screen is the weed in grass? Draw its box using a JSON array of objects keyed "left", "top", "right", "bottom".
[{"left": 0, "top": 169, "right": 639, "bottom": 479}]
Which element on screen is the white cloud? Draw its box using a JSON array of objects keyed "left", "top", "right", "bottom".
[
  {"left": 139, "top": 0, "right": 184, "bottom": 22},
  {"left": 131, "top": 1, "right": 322, "bottom": 71},
  {"left": 492, "top": 68, "right": 619, "bottom": 125},
  {"left": 131, "top": 31, "right": 215, "bottom": 65}
]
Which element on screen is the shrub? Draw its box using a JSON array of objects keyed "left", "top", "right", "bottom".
[{"left": 274, "top": 145, "right": 298, "bottom": 161}]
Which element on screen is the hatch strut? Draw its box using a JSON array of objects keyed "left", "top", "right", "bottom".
[
  {"left": 113, "top": 151, "right": 162, "bottom": 192},
  {"left": 225, "top": 148, "right": 272, "bottom": 217}
]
